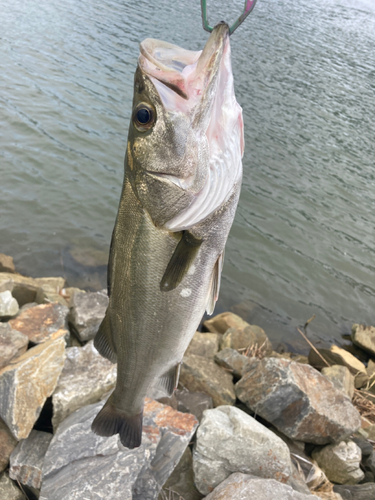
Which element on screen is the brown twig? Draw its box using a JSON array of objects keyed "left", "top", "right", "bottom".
[{"left": 297, "top": 328, "right": 330, "bottom": 368}]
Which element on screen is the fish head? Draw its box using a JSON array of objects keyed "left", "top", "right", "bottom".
[{"left": 127, "top": 23, "right": 244, "bottom": 229}]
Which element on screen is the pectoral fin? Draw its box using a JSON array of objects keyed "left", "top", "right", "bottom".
[
  {"left": 94, "top": 312, "right": 117, "bottom": 363},
  {"left": 152, "top": 363, "right": 181, "bottom": 397},
  {"left": 160, "top": 231, "right": 202, "bottom": 292},
  {"left": 206, "top": 252, "right": 224, "bottom": 315}
]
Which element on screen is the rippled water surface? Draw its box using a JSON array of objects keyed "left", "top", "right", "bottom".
[{"left": 1, "top": 0, "right": 375, "bottom": 348}]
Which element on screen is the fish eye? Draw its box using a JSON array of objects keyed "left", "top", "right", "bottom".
[{"left": 133, "top": 103, "right": 155, "bottom": 132}]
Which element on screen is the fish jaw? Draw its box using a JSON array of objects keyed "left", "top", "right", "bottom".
[{"left": 127, "top": 23, "right": 243, "bottom": 230}]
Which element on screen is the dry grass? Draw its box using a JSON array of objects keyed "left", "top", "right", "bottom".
[
  {"left": 353, "top": 389, "right": 375, "bottom": 424},
  {"left": 239, "top": 340, "right": 268, "bottom": 360},
  {"left": 159, "top": 488, "right": 186, "bottom": 500}
]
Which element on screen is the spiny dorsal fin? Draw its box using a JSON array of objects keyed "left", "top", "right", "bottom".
[
  {"left": 160, "top": 231, "right": 202, "bottom": 292},
  {"left": 206, "top": 252, "right": 224, "bottom": 315},
  {"left": 94, "top": 313, "right": 117, "bottom": 363},
  {"left": 152, "top": 363, "right": 181, "bottom": 397}
]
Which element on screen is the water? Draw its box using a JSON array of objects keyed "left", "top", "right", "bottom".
[{"left": 1, "top": 0, "right": 375, "bottom": 350}]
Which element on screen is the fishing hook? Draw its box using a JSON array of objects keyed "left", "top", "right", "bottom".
[{"left": 201, "top": 0, "right": 258, "bottom": 35}]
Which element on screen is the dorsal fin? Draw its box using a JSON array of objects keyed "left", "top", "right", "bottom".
[{"left": 160, "top": 231, "right": 202, "bottom": 292}]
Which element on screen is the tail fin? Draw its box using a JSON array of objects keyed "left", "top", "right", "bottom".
[{"left": 91, "top": 398, "right": 143, "bottom": 449}]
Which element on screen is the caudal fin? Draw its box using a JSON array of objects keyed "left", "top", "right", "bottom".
[{"left": 91, "top": 399, "right": 143, "bottom": 449}]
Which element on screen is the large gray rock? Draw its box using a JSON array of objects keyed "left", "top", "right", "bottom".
[
  {"left": 0, "top": 338, "right": 66, "bottom": 440},
  {"left": 158, "top": 447, "right": 203, "bottom": 500},
  {"left": 321, "top": 365, "right": 355, "bottom": 400},
  {"left": 235, "top": 358, "right": 361, "bottom": 444},
  {"left": 202, "top": 473, "right": 321, "bottom": 500},
  {"left": 52, "top": 340, "right": 117, "bottom": 430},
  {"left": 352, "top": 324, "right": 375, "bottom": 357},
  {"left": 40, "top": 398, "right": 198, "bottom": 500},
  {"left": 9, "top": 302, "right": 69, "bottom": 344},
  {"left": 175, "top": 387, "right": 213, "bottom": 422},
  {"left": 214, "top": 348, "right": 251, "bottom": 378},
  {"left": 312, "top": 441, "right": 364, "bottom": 485},
  {"left": 193, "top": 406, "right": 293, "bottom": 496},
  {"left": 0, "top": 417, "right": 18, "bottom": 473},
  {"left": 180, "top": 355, "right": 236, "bottom": 407},
  {"left": 0, "top": 471, "right": 26, "bottom": 500},
  {"left": 0, "top": 323, "right": 29, "bottom": 370},
  {"left": 0, "top": 290, "right": 19, "bottom": 318},
  {"left": 185, "top": 331, "right": 220, "bottom": 358},
  {"left": 10, "top": 430, "right": 52, "bottom": 489},
  {"left": 68, "top": 290, "right": 108, "bottom": 341},
  {"left": 333, "top": 483, "right": 375, "bottom": 500}
]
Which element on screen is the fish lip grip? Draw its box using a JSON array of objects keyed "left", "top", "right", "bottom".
[{"left": 201, "top": 0, "right": 258, "bottom": 35}]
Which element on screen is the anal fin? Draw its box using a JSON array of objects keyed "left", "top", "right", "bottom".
[
  {"left": 94, "top": 312, "right": 117, "bottom": 363},
  {"left": 152, "top": 363, "right": 181, "bottom": 397},
  {"left": 206, "top": 252, "right": 224, "bottom": 315},
  {"left": 160, "top": 231, "right": 202, "bottom": 292},
  {"left": 91, "top": 396, "right": 143, "bottom": 449}
]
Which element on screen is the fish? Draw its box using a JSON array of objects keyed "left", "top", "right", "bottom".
[{"left": 91, "top": 22, "right": 244, "bottom": 449}]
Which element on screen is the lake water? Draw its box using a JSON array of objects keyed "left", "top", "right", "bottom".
[{"left": 1, "top": 0, "right": 375, "bottom": 350}]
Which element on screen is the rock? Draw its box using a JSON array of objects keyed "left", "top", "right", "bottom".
[
  {"left": 180, "top": 354, "right": 236, "bottom": 407},
  {"left": 52, "top": 340, "right": 117, "bottom": 430},
  {"left": 351, "top": 435, "right": 373, "bottom": 458},
  {"left": 235, "top": 358, "right": 361, "bottom": 444},
  {"left": 0, "top": 418, "right": 18, "bottom": 473},
  {"left": 220, "top": 324, "right": 273, "bottom": 355},
  {"left": 366, "top": 359, "right": 375, "bottom": 378},
  {"left": 312, "top": 441, "right": 364, "bottom": 485},
  {"left": 40, "top": 398, "right": 198, "bottom": 500},
  {"left": 0, "top": 278, "right": 14, "bottom": 293},
  {"left": 193, "top": 406, "right": 292, "bottom": 495},
  {"left": 0, "top": 273, "right": 65, "bottom": 307},
  {"left": 352, "top": 325, "right": 375, "bottom": 358},
  {"left": 0, "top": 290, "right": 19, "bottom": 318},
  {"left": 308, "top": 345, "right": 368, "bottom": 389},
  {"left": 365, "top": 424, "right": 375, "bottom": 440},
  {"left": 158, "top": 447, "right": 203, "bottom": 500},
  {"left": 270, "top": 351, "right": 309, "bottom": 364},
  {"left": 360, "top": 470, "right": 374, "bottom": 483},
  {"left": 9, "top": 302, "right": 69, "bottom": 345},
  {"left": 0, "top": 337, "right": 66, "bottom": 440},
  {"left": 203, "top": 312, "right": 249, "bottom": 334},
  {"left": 9, "top": 430, "right": 52, "bottom": 489},
  {"left": 214, "top": 347, "right": 251, "bottom": 378},
  {"left": 202, "top": 473, "right": 321, "bottom": 500},
  {"left": 321, "top": 365, "right": 355, "bottom": 399},
  {"left": 0, "top": 323, "right": 29, "bottom": 370},
  {"left": 175, "top": 387, "right": 213, "bottom": 422},
  {"left": 185, "top": 331, "right": 220, "bottom": 358},
  {"left": 333, "top": 483, "right": 375, "bottom": 500},
  {"left": 35, "top": 284, "right": 68, "bottom": 307},
  {"left": 0, "top": 254, "right": 16, "bottom": 273},
  {"left": 68, "top": 289, "right": 108, "bottom": 341},
  {"left": 363, "top": 452, "right": 375, "bottom": 475},
  {"left": 0, "top": 471, "right": 26, "bottom": 500}
]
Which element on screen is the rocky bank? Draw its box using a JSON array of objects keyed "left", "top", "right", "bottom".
[{"left": 1, "top": 252, "right": 375, "bottom": 500}]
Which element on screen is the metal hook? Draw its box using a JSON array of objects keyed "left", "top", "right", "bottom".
[{"left": 201, "top": 0, "right": 258, "bottom": 36}]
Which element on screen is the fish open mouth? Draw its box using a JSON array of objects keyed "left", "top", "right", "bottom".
[{"left": 138, "top": 24, "right": 244, "bottom": 231}]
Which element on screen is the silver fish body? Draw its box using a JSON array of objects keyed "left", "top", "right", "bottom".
[{"left": 92, "top": 23, "right": 244, "bottom": 449}]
